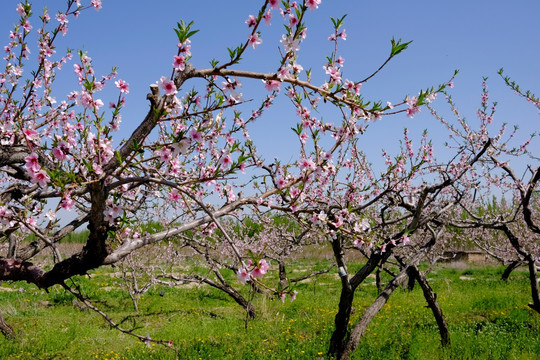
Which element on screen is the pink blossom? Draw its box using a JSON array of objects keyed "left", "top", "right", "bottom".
[
  {"left": 91, "top": 0, "right": 102, "bottom": 10},
  {"left": 175, "top": 139, "right": 190, "bottom": 154},
  {"left": 239, "top": 162, "right": 246, "bottom": 173},
  {"left": 289, "top": 13, "right": 299, "bottom": 27},
  {"left": 291, "top": 290, "right": 298, "bottom": 302},
  {"left": 405, "top": 96, "right": 420, "bottom": 118},
  {"left": 306, "top": 0, "right": 321, "bottom": 11},
  {"left": 23, "top": 21, "right": 32, "bottom": 33},
  {"left": 333, "top": 215, "right": 344, "bottom": 228},
  {"left": 245, "top": 15, "right": 257, "bottom": 27},
  {"left": 277, "top": 66, "right": 291, "bottom": 81},
  {"left": 323, "top": 64, "right": 342, "bottom": 84},
  {"left": 169, "top": 189, "right": 182, "bottom": 202},
  {"left": 298, "top": 157, "right": 316, "bottom": 171},
  {"left": 190, "top": 129, "right": 202, "bottom": 142},
  {"left": 316, "top": 211, "right": 327, "bottom": 224},
  {"left": 178, "top": 39, "right": 192, "bottom": 56},
  {"left": 52, "top": 147, "right": 67, "bottom": 161},
  {"left": 26, "top": 217, "right": 37, "bottom": 228},
  {"left": 55, "top": 13, "right": 68, "bottom": 25},
  {"left": 263, "top": 79, "right": 281, "bottom": 92},
  {"left": 25, "top": 153, "right": 40, "bottom": 172},
  {"left": 280, "top": 35, "right": 300, "bottom": 53},
  {"left": 172, "top": 55, "right": 185, "bottom": 71},
  {"left": 144, "top": 334, "right": 151, "bottom": 348},
  {"left": 354, "top": 219, "right": 370, "bottom": 232},
  {"left": 237, "top": 268, "right": 250, "bottom": 283},
  {"left": 45, "top": 210, "right": 56, "bottom": 221},
  {"left": 157, "top": 147, "right": 172, "bottom": 163},
  {"left": 219, "top": 154, "right": 233, "bottom": 168},
  {"left": 263, "top": 10, "right": 272, "bottom": 25},
  {"left": 104, "top": 204, "right": 122, "bottom": 223},
  {"left": 259, "top": 259, "right": 269, "bottom": 272},
  {"left": 0, "top": 207, "right": 13, "bottom": 225},
  {"left": 291, "top": 62, "right": 303, "bottom": 74},
  {"left": 158, "top": 76, "right": 177, "bottom": 96},
  {"left": 401, "top": 235, "right": 410, "bottom": 245},
  {"left": 92, "top": 163, "right": 103, "bottom": 175},
  {"left": 16, "top": 3, "right": 26, "bottom": 16},
  {"left": 77, "top": 91, "right": 93, "bottom": 108},
  {"left": 343, "top": 79, "right": 361, "bottom": 95},
  {"left": 407, "top": 106, "right": 420, "bottom": 118},
  {"left": 23, "top": 128, "right": 38, "bottom": 142},
  {"left": 114, "top": 79, "right": 129, "bottom": 93},
  {"left": 248, "top": 33, "right": 262, "bottom": 49},
  {"left": 31, "top": 169, "right": 50, "bottom": 188},
  {"left": 353, "top": 239, "right": 364, "bottom": 248},
  {"left": 60, "top": 193, "right": 75, "bottom": 211},
  {"left": 93, "top": 99, "right": 104, "bottom": 110}
]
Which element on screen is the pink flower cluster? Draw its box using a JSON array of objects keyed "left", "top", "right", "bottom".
[
  {"left": 236, "top": 259, "right": 269, "bottom": 283},
  {"left": 278, "top": 289, "right": 298, "bottom": 303},
  {"left": 405, "top": 96, "right": 421, "bottom": 118},
  {"left": 24, "top": 153, "right": 49, "bottom": 188}
]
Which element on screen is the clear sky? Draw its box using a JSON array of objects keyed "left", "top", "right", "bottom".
[{"left": 1, "top": 0, "right": 540, "bottom": 167}]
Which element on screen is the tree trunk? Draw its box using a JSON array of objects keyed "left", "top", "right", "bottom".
[
  {"left": 339, "top": 265, "right": 410, "bottom": 360},
  {"left": 406, "top": 266, "right": 416, "bottom": 291},
  {"left": 328, "top": 285, "right": 355, "bottom": 356},
  {"left": 338, "top": 239, "right": 436, "bottom": 360},
  {"left": 328, "top": 248, "right": 389, "bottom": 358},
  {"left": 278, "top": 260, "right": 289, "bottom": 291},
  {"left": 410, "top": 265, "right": 450, "bottom": 346},
  {"left": 328, "top": 234, "right": 355, "bottom": 357},
  {"left": 0, "top": 310, "right": 14, "bottom": 339},
  {"left": 527, "top": 256, "right": 540, "bottom": 314},
  {"left": 501, "top": 260, "right": 522, "bottom": 281},
  {"left": 7, "top": 234, "right": 17, "bottom": 259},
  {"left": 375, "top": 266, "right": 382, "bottom": 294}
]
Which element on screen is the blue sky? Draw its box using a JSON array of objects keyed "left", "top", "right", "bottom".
[{"left": 1, "top": 0, "right": 540, "bottom": 168}]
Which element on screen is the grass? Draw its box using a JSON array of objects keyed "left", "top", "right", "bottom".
[{"left": 0, "top": 263, "right": 539, "bottom": 359}]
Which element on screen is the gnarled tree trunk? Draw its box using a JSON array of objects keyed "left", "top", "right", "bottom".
[
  {"left": 339, "top": 264, "right": 410, "bottom": 360},
  {"left": 526, "top": 255, "right": 540, "bottom": 314},
  {"left": 409, "top": 265, "right": 450, "bottom": 346},
  {"left": 501, "top": 260, "right": 522, "bottom": 281},
  {"left": 328, "top": 239, "right": 388, "bottom": 358}
]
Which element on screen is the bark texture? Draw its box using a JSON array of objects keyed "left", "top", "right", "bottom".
[{"left": 410, "top": 265, "right": 450, "bottom": 346}]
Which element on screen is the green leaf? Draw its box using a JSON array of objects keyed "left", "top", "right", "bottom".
[
  {"left": 174, "top": 20, "right": 199, "bottom": 43},
  {"left": 291, "top": 123, "right": 302, "bottom": 135},
  {"left": 390, "top": 38, "right": 412, "bottom": 57},
  {"left": 330, "top": 14, "right": 347, "bottom": 30},
  {"left": 114, "top": 151, "right": 123, "bottom": 164}
]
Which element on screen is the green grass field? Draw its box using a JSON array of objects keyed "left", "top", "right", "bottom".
[{"left": 0, "top": 263, "right": 539, "bottom": 359}]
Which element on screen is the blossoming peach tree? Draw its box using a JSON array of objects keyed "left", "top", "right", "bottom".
[
  {"left": 0, "top": 0, "right": 456, "bottom": 352},
  {"left": 442, "top": 75, "right": 540, "bottom": 315}
]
